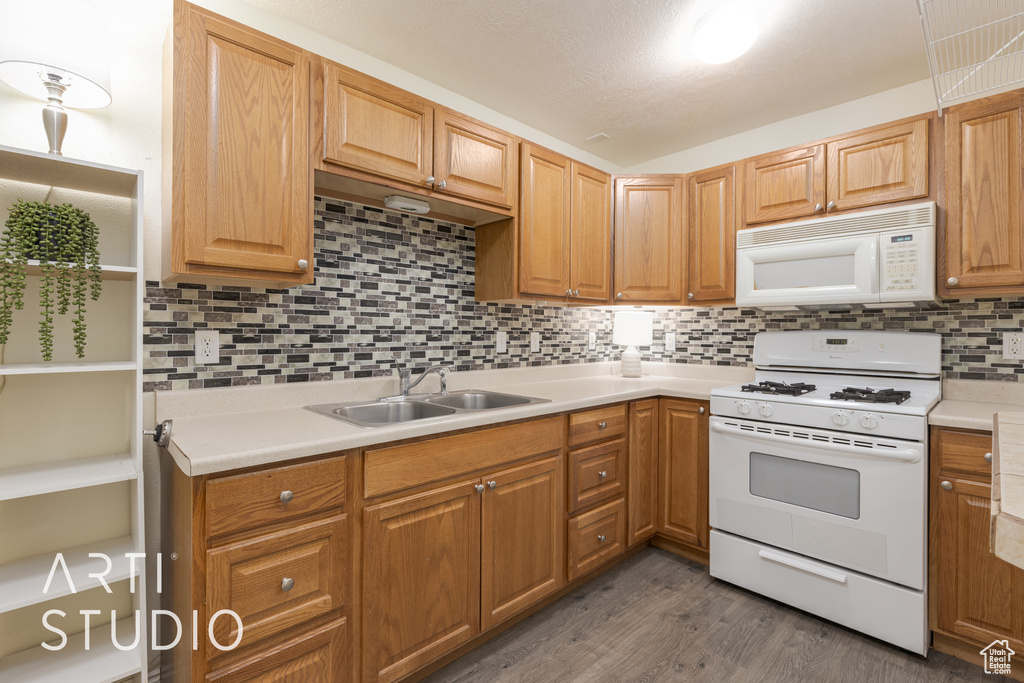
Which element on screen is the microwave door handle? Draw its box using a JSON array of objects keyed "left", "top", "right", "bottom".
[
  {"left": 709, "top": 421, "right": 922, "bottom": 463},
  {"left": 757, "top": 549, "right": 848, "bottom": 584}
]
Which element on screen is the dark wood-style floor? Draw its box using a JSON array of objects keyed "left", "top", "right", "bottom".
[{"left": 424, "top": 548, "right": 1005, "bottom": 683}]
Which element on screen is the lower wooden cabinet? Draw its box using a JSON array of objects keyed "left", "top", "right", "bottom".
[
  {"left": 206, "top": 618, "right": 349, "bottom": 682},
  {"left": 627, "top": 399, "right": 659, "bottom": 546},
  {"left": 931, "top": 427, "right": 1024, "bottom": 666},
  {"left": 657, "top": 398, "right": 709, "bottom": 554}
]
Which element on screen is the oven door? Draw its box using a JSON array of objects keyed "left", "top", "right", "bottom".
[
  {"left": 735, "top": 234, "right": 879, "bottom": 306},
  {"left": 708, "top": 416, "right": 925, "bottom": 589}
]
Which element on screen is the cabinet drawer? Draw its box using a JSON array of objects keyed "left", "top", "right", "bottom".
[
  {"left": 206, "top": 455, "right": 346, "bottom": 538},
  {"left": 568, "top": 439, "right": 626, "bottom": 513},
  {"left": 568, "top": 405, "right": 625, "bottom": 448},
  {"left": 207, "top": 514, "right": 348, "bottom": 650},
  {"left": 936, "top": 429, "right": 993, "bottom": 478},
  {"left": 206, "top": 617, "right": 348, "bottom": 682},
  {"left": 567, "top": 498, "right": 625, "bottom": 581}
]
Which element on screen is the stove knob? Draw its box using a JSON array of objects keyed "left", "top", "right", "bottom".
[
  {"left": 736, "top": 401, "right": 751, "bottom": 415},
  {"left": 860, "top": 413, "right": 879, "bottom": 430},
  {"left": 758, "top": 403, "right": 774, "bottom": 418},
  {"left": 831, "top": 411, "right": 849, "bottom": 426}
]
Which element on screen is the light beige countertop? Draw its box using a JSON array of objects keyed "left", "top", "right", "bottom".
[
  {"left": 156, "top": 361, "right": 753, "bottom": 476},
  {"left": 929, "top": 380, "right": 1024, "bottom": 432},
  {"left": 993, "top": 412, "right": 1024, "bottom": 570}
]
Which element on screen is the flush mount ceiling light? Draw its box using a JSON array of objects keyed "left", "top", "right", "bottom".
[{"left": 692, "top": 8, "right": 759, "bottom": 64}]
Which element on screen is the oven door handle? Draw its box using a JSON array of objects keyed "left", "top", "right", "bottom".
[
  {"left": 709, "top": 421, "right": 921, "bottom": 463},
  {"left": 758, "top": 549, "right": 848, "bottom": 584}
]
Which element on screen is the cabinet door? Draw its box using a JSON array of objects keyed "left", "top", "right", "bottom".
[
  {"left": 175, "top": 3, "right": 311, "bottom": 282},
  {"left": 658, "top": 399, "right": 708, "bottom": 550},
  {"left": 628, "top": 399, "right": 659, "bottom": 547},
  {"left": 688, "top": 165, "right": 736, "bottom": 304},
  {"left": 480, "top": 455, "right": 564, "bottom": 631},
  {"left": 323, "top": 61, "right": 433, "bottom": 187},
  {"left": 519, "top": 143, "right": 571, "bottom": 298},
  {"left": 206, "top": 618, "right": 348, "bottom": 683},
  {"left": 826, "top": 118, "right": 929, "bottom": 212},
  {"left": 944, "top": 93, "right": 1024, "bottom": 294},
  {"left": 434, "top": 109, "right": 516, "bottom": 209},
  {"left": 613, "top": 176, "right": 685, "bottom": 302},
  {"left": 743, "top": 145, "right": 825, "bottom": 225},
  {"left": 363, "top": 480, "right": 480, "bottom": 683},
  {"left": 570, "top": 162, "right": 612, "bottom": 301},
  {"left": 932, "top": 476, "right": 1024, "bottom": 649}
]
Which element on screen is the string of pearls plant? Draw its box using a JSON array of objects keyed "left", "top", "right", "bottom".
[{"left": 0, "top": 200, "right": 102, "bottom": 360}]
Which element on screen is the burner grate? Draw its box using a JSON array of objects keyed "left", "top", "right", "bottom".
[
  {"left": 740, "top": 381, "right": 816, "bottom": 396},
  {"left": 829, "top": 387, "right": 911, "bottom": 405}
]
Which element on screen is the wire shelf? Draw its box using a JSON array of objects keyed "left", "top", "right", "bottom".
[{"left": 919, "top": 0, "right": 1024, "bottom": 113}]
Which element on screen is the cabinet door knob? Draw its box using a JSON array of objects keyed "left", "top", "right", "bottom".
[
  {"left": 281, "top": 577, "right": 295, "bottom": 592},
  {"left": 280, "top": 490, "right": 293, "bottom": 504},
  {"left": 699, "top": 406, "right": 705, "bottom": 414},
  {"left": 947, "top": 277, "right": 959, "bottom": 286},
  {"left": 572, "top": 289, "right": 579, "bottom": 296},
  {"left": 438, "top": 179, "right": 447, "bottom": 189},
  {"left": 616, "top": 292, "right": 623, "bottom": 299},
  {"left": 814, "top": 203, "right": 823, "bottom": 212},
  {"left": 688, "top": 292, "right": 694, "bottom": 300},
  {"left": 940, "top": 480, "right": 953, "bottom": 491},
  {"left": 297, "top": 259, "right": 308, "bottom": 270},
  {"left": 985, "top": 452, "right": 993, "bottom": 463},
  {"left": 827, "top": 201, "right": 836, "bottom": 210},
  {"left": 487, "top": 480, "right": 497, "bottom": 489},
  {"left": 598, "top": 534, "right": 607, "bottom": 543},
  {"left": 598, "top": 470, "right": 607, "bottom": 480},
  {"left": 475, "top": 484, "right": 485, "bottom": 493},
  {"left": 598, "top": 421, "right": 607, "bottom": 429},
  {"left": 426, "top": 176, "right": 435, "bottom": 185}
]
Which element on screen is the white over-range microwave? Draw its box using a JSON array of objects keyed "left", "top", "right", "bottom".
[{"left": 735, "top": 202, "right": 936, "bottom": 307}]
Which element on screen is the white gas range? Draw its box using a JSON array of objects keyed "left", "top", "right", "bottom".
[{"left": 708, "top": 330, "right": 941, "bottom": 655}]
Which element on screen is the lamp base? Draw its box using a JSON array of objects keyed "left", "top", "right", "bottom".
[
  {"left": 620, "top": 346, "right": 642, "bottom": 378},
  {"left": 41, "top": 74, "right": 69, "bottom": 156}
]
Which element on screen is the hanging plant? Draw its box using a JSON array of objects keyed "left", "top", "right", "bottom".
[{"left": 0, "top": 200, "right": 103, "bottom": 361}]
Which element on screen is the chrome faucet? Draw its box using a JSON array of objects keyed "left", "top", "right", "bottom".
[{"left": 398, "top": 365, "right": 448, "bottom": 396}]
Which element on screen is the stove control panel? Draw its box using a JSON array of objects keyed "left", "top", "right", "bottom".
[{"left": 712, "top": 397, "right": 926, "bottom": 441}]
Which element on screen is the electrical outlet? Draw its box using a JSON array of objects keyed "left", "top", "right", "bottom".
[
  {"left": 496, "top": 330, "right": 507, "bottom": 354},
  {"left": 530, "top": 332, "right": 540, "bottom": 353},
  {"left": 1004, "top": 332, "right": 1024, "bottom": 360},
  {"left": 195, "top": 330, "right": 220, "bottom": 365},
  {"left": 665, "top": 332, "right": 676, "bottom": 352},
  {"left": 588, "top": 331, "right": 596, "bottom": 351}
]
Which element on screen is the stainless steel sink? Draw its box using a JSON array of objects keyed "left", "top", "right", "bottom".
[{"left": 305, "top": 389, "right": 549, "bottom": 428}]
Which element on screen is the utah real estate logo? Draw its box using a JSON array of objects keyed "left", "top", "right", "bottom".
[{"left": 981, "top": 639, "right": 1015, "bottom": 676}]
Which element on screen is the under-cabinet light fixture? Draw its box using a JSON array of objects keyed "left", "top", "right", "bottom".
[{"left": 384, "top": 195, "right": 431, "bottom": 214}]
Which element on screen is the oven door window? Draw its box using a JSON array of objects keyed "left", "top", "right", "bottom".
[{"left": 749, "top": 452, "right": 860, "bottom": 519}]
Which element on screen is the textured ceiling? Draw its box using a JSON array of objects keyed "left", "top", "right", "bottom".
[{"left": 245, "top": 0, "right": 930, "bottom": 167}]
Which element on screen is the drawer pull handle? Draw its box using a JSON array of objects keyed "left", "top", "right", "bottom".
[
  {"left": 281, "top": 577, "right": 295, "bottom": 592},
  {"left": 487, "top": 480, "right": 497, "bottom": 489},
  {"left": 598, "top": 534, "right": 606, "bottom": 543},
  {"left": 985, "top": 452, "right": 993, "bottom": 463},
  {"left": 280, "top": 490, "right": 294, "bottom": 505},
  {"left": 475, "top": 484, "right": 485, "bottom": 493},
  {"left": 940, "top": 480, "right": 953, "bottom": 491},
  {"left": 758, "top": 549, "right": 847, "bottom": 583},
  {"left": 598, "top": 471, "right": 607, "bottom": 480},
  {"left": 598, "top": 421, "right": 607, "bottom": 429}
]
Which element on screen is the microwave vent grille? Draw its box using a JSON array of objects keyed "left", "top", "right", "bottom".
[{"left": 738, "top": 203, "right": 935, "bottom": 248}]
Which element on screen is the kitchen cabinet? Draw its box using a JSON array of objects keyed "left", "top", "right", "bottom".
[
  {"left": 613, "top": 175, "right": 685, "bottom": 302},
  {"left": 930, "top": 427, "right": 1024, "bottom": 670},
  {"left": 627, "top": 399, "right": 659, "bottom": 547},
  {"left": 320, "top": 60, "right": 516, "bottom": 211},
  {"left": 657, "top": 398, "right": 709, "bottom": 560},
  {"left": 743, "top": 117, "right": 929, "bottom": 227},
  {"left": 570, "top": 161, "right": 613, "bottom": 300},
  {"left": 687, "top": 164, "right": 736, "bottom": 304},
  {"left": 568, "top": 498, "right": 627, "bottom": 581},
  {"left": 943, "top": 91, "right": 1024, "bottom": 297},
  {"left": 168, "top": 1, "right": 313, "bottom": 285}
]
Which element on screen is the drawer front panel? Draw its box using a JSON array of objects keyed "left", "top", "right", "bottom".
[
  {"left": 206, "top": 455, "right": 346, "bottom": 538},
  {"left": 568, "top": 405, "right": 626, "bottom": 448},
  {"left": 206, "top": 618, "right": 348, "bottom": 682},
  {"left": 567, "top": 498, "right": 625, "bottom": 581},
  {"left": 936, "top": 429, "right": 993, "bottom": 478},
  {"left": 569, "top": 438, "right": 626, "bottom": 513},
  {"left": 207, "top": 514, "right": 347, "bottom": 650}
]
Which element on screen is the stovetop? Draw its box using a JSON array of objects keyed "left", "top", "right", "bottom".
[
  {"left": 829, "top": 387, "right": 911, "bottom": 405},
  {"left": 740, "top": 381, "right": 816, "bottom": 396}
]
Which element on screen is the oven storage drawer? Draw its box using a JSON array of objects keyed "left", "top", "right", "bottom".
[{"left": 709, "top": 530, "right": 927, "bottom": 655}]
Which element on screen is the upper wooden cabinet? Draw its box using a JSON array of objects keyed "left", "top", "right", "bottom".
[
  {"left": 319, "top": 60, "right": 516, "bottom": 211},
  {"left": 743, "top": 117, "right": 930, "bottom": 226},
  {"left": 613, "top": 176, "right": 685, "bottom": 303},
  {"left": 687, "top": 164, "right": 736, "bottom": 304},
  {"left": 570, "top": 162, "right": 613, "bottom": 300},
  {"left": 943, "top": 92, "right": 1024, "bottom": 297},
  {"left": 168, "top": 1, "right": 313, "bottom": 284},
  {"left": 519, "top": 143, "right": 571, "bottom": 298}
]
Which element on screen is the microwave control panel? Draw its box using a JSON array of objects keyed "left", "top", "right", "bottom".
[{"left": 880, "top": 228, "right": 928, "bottom": 295}]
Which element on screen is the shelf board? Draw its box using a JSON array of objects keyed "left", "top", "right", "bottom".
[
  {"left": 0, "top": 360, "right": 136, "bottom": 376},
  {"left": 0, "top": 145, "right": 139, "bottom": 198},
  {"left": 15, "top": 261, "right": 138, "bottom": 281},
  {"left": 0, "top": 536, "right": 139, "bottom": 613},
  {"left": 0, "top": 617, "right": 143, "bottom": 683},
  {"left": 0, "top": 453, "right": 136, "bottom": 501}
]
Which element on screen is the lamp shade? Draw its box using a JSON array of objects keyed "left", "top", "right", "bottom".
[
  {"left": 0, "top": 0, "right": 112, "bottom": 108},
  {"left": 612, "top": 310, "right": 654, "bottom": 347}
]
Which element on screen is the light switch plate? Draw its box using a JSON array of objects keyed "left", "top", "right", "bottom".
[
  {"left": 530, "top": 332, "right": 540, "bottom": 353},
  {"left": 195, "top": 330, "right": 220, "bottom": 365},
  {"left": 588, "top": 331, "right": 596, "bottom": 351},
  {"left": 666, "top": 332, "right": 676, "bottom": 353},
  {"left": 1004, "top": 332, "right": 1024, "bottom": 360},
  {"left": 496, "top": 330, "right": 507, "bottom": 354}
]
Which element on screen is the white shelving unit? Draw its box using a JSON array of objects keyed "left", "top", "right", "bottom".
[{"left": 0, "top": 145, "right": 146, "bottom": 682}]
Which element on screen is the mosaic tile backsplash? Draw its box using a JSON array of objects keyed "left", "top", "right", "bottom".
[{"left": 142, "top": 198, "right": 1024, "bottom": 392}]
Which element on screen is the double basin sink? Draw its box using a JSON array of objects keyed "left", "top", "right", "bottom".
[{"left": 305, "top": 389, "right": 550, "bottom": 428}]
